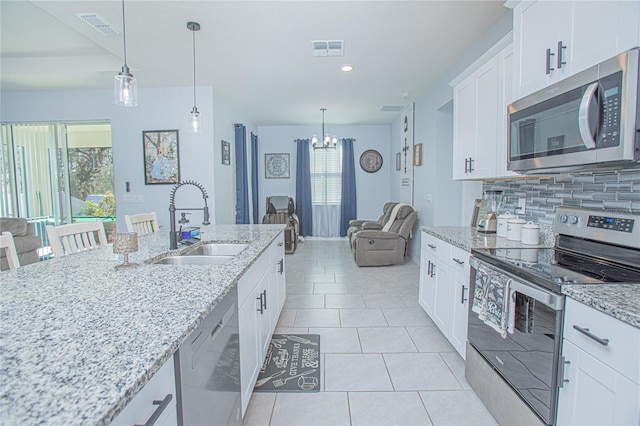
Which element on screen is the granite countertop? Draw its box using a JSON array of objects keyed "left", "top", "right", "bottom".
[
  {"left": 562, "top": 284, "right": 640, "bottom": 329},
  {"left": 420, "top": 225, "right": 555, "bottom": 251},
  {"left": 0, "top": 224, "right": 285, "bottom": 425}
]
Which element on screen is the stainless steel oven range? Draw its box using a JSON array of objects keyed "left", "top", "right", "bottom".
[{"left": 467, "top": 207, "right": 640, "bottom": 425}]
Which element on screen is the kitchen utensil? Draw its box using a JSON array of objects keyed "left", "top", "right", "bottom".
[
  {"left": 272, "top": 369, "right": 316, "bottom": 388},
  {"left": 255, "top": 370, "right": 285, "bottom": 387},
  {"left": 521, "top": 221, "right": 540, "bottom": 245},
  {"left": 476, "top": 190, "right": 504, "bottom": 233},
  {"left": 497, "top": 211, "right": 516, "bottom": 238},
  {"left": 507, "top": 218, "right": 526, "bottom": 241}
]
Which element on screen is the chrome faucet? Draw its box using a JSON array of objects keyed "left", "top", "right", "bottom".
[{"left": 169, "top": 180, "right": 210, "bottom": 249}]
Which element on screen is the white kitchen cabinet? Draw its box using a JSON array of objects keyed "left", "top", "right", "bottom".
[
  {"left": 451, "top": 35, "right": 515, "bottom": 180},
  {"left": 511, "top": 0, "right": 640, "bottom": 100},
  {"left": 418, "top": 231, "right": 471, "bottom": 359},
  {"left": 111, "top": 357, "right": 177, "bottom": 426},
  {"left": 238, "top": 232, "right": 286, "bottom": 416},
  {"left": 557, "top": 298, "right": 640, "bottom": 425}
]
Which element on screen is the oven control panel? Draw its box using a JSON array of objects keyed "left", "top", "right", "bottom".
[{"left": 553, "top": 207, "right": 640, "bottom": 249}]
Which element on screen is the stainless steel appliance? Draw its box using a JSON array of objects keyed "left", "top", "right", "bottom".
[
  {"left": 176, "top": 288, "right": 242, "bottom": 426},
  {"left": 467, "top": 207, "right": 640, "bottom": 425},
  {"left": 508, "top": 48, "right": 640, "bottom": 174},
  {"left": 477, "top": 190, "right": 505, "bottom": 233}
]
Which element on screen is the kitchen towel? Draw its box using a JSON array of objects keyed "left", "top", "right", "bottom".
[
  {"left": 472, "top": 264, "right": 510, "bottom": 338},
  {"left": 471, "top": 265, "right": 490, "bottom": 314}
]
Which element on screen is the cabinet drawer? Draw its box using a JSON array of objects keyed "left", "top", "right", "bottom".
[
  {"left": 421, "top": 232, "right": 449, "bottom": 260},
  {"left": 237, "top": 249, "right": 270, "bottom": 303},
  {"left": 563, "top": 298, "right": 639, "bottom": 384},
  {"left": 449, "top": 245, "right": 470, "bottom": 276},
  {"left": 111, "top": 357, "right": 176, "bottom": 425}
]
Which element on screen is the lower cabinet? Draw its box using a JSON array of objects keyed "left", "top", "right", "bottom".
[
  {"left": 238, "top": 232, "right": 286, "bottom": 416},
  {"left": 557, "top": 298, "right": 640, "bottom": 425},
  {"left": 111, "top": 357, "right": 177, "bottom": 426},
  {"left": 418, "top": 231, "right": 471, "bottom": 359}
]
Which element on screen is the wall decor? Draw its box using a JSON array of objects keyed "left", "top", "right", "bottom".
[
  {"left": 143, "top": 130, "right": 180, "bottom": 185},
  {"left": 400, "top": 103, "right": 414, "bottom": 204},
  {"left": 413, "top": 143, "right": 423, "bottom": 166},
  {"left": 360, "top": 149, "right": 383, "bottom": 173},
  {"left": 265, "top": 153, "right": 290, "bottom": 179},
  {"left": 221, "top": 140, "right": 231, "bottom": 165},
  {"left": 396, "top": 152, "right": 401, "bottom": 171}
]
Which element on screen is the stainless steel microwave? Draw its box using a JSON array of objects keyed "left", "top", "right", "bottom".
[{"left": 508, "top": 49, "right": 640, "bottom": 174}]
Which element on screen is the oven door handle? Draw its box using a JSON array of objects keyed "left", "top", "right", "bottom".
[{"left": 469, "top": 256, "right": 564, "bottom": 310}]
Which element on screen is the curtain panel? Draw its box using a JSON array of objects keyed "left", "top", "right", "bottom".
[
  {"left": 234, "top": 124, "right": 249, "bottom": 224},
  {"left": 295, "top": 139, "right": 313, "bottom": 236},
  {"left": 339, "top": 138, "right": 357, "bottom": 237},
  {"left": 250, "top": 132, "right": 259, "bottom": 224}
]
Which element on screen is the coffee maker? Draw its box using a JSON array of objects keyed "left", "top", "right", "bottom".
[{"left": 477, "top": 190, "right": 504, "bottom": 233}]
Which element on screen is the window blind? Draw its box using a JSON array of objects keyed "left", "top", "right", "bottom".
[{"left": 309, "top": 146, "right": 342, "bottom": 204}]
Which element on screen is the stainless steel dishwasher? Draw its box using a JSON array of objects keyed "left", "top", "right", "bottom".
[{"left": 175, "top": 287, "right": 241, "bottom": 426}]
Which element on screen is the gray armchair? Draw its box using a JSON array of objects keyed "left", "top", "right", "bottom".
[
  {"left": 347, "top": 202, "right": 398, "bottom": 242},
  {"left": 0, "top": 218, "right": 42, "bottom": 270},
  {"left": 350, "top": 204, "right": 417, "bottom": 267}
]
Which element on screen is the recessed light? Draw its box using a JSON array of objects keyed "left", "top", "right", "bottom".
[{"left": 341, "top": 64, "right": 354, "bottom": 72}]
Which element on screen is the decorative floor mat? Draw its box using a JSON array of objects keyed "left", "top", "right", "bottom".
[{"left": 254, "top": 334, "right": 320, "bottom": 392}]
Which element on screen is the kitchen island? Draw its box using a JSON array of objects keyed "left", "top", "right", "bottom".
[{"left": 0, "top": 224, "right": 285, "bottom": 425}]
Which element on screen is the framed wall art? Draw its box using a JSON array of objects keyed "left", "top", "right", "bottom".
[
  {"left": 143, "top": 130, "right": 180, "bottom": 185},
  {"left": 265, "top": 153, "right": 290, "bottom": 179},
  {"left": 221, "top": 140, "right": 231, "bottom": 165},
  {"left": 360, "top": 149, "right": 383, "bottom": 173}
]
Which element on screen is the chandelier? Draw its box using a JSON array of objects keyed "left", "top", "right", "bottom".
[{"left": 311, "top": 108, "right": 338, "bottom": 149}]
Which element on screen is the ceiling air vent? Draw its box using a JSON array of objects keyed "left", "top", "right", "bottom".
[
  {"left": 311, "top": 40, "right": 344, "bottom": 57},
  {"left": 76, "top": 13, "right": 120, "bottom": 36},
  {"left": 380, "top": 106, "right": 405, "bottom": 112}
]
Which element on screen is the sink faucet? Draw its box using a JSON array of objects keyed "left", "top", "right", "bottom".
[{"left": 169, "top": 180, "right": 211, "bottom": 249}]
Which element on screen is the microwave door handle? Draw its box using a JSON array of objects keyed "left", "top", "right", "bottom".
[{"left": 578, "top": 82, "right": 598, "bottom": 149}]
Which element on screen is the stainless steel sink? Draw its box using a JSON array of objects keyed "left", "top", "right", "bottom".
[
  {"left": 183, "top": 243, "right": 248, "bottom": 257},
  {"left": 153, "top": 255, "right": 234, "bottom": 265}
]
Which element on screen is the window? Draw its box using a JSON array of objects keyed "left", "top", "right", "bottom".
[{"left": 309, "top": 146, "right": 342, "bottom": 204}]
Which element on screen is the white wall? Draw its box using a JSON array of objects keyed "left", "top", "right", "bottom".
[
  {"left": 392, "top": 11, "right": 512, "bottom": 261},
  {"left": 1, "top": 86, "right": 249, "bottom": 231},
  {"left": 256, "top": 124, "right": 392, "bottom": 222}
]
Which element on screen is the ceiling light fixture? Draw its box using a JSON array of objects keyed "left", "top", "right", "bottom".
[
  {"left": 114, "top": 0, "right": 137, "bottom": 107},
  {"left": 311, "top": 108, "right": 338, "bottom": 149},
  {"left": 341, "top": 64, "right": 354, "bottom": 72},
  {"left": 187, "top": 21, "right": 202, "bottom": 133}
]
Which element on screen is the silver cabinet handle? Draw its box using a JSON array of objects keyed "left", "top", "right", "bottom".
[
  {"left": 453, "top": 258, "right": 465, "bottom": 265},
  {"left": 557, "top": 41, "right": 566, "bottom": 68},
  {"left": 557, "top": 356, "right": 570, "bottom": 389},
  {"left": 460, "top": 285, "right": 468, "bottom": 304},
  {"left": 427, "top": 260, "right": 432, "bottom": 276},
  {"left": 257, "top": 294, "right": 264, "bottom": 314},
  {"left": 573, "top": 325, "right": 609, "bottom": 346},
  {"left": 431, "top": 263, "right": 436, "bottom": 278},
  {"left": 261, "top": 290, "right": 267, "bottom": 310},
  {"left": 134, "top": 393, "right": 172, "bottom": 426},
  {"left": 546, "top": 48, "right": 555, "bottom": 74},
  {"left": 468, "top": 157, "right": 474, "bottom": 172},
  {"left": 427, "top": 244, "right": 436, "bottom": 249},
  {"left": 278, "top": 259, "right": 284, "bottom": 274}
]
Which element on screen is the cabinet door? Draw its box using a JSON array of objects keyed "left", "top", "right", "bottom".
[
  {"left": 431, "top": 258, "right": 451, "bottom": 336},
  {"left": 239, "top": 291, "right": 261, "bottom": 415},
  {"left": 557, "top": 340, "right": 640, "bottom": 425},
  {"left": 470, "top": 55, "right": 500, "bottom": 178},
  {"left": 450, "top": 269, "right": 469, "bottom": 359},
  {"left": 496, "top": 44, "right": 519, "bottom": 178},
  {"left": 569, "top": 1, "right": 640, "bottom": 76},
  {"left": 452, "top": 77, "right": 476, "bottom": 180},
  {"left": 419, "top": 251, "right": 436, "bottom": 316},
  {"left": 514, "top": 0, "right": 570, "bottom": 98}
]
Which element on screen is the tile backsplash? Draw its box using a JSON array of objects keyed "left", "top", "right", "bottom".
[{"left": 483, "top": 167, "right": 640, "bottom": 225}]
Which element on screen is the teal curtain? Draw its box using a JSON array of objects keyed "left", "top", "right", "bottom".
[
  {"left": 295, "top": 139, "right": 313, "bottom": 236},
  {"left": 250, "top": 132, "right": 259, "bottom": 224},
  {"left": 339, "top": 138, "right": 357, "bottom": 236}
]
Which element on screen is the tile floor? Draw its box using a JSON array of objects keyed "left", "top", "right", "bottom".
[{"left": 243, "top": 239, "right": 496, "bottom": 426}]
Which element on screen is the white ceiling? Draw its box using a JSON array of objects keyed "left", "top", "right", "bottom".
[{"left": 0, "top": 0, "right": 508, "bottom": 126}]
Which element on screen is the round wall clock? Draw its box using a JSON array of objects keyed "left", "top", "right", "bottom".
[{"left": 359, "top": 150, "right": 383, "bottom": 173}]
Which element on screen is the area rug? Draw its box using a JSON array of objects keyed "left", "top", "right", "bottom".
[{"left": 254, "top": 334, "right": 320, "bottom": 392}]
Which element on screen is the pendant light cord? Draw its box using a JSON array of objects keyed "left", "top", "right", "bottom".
[
  {"left": 321, "top": 108, "right": 326, "bottom": 139},
  {"left": 192, "top": 28, "right": 197, "bottom": 107},
  {"left": 121, "top": 0, "right": 128, "bottom": 66}
]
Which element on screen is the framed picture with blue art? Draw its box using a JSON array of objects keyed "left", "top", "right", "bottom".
[{"left": 143, "top": 130, "right": 180, "bottom": 185}]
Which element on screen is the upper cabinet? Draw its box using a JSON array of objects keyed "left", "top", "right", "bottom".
[
  {"left": 511, "top": 0, "right": 640, "bottom": 100},
  {"left": 451, "top": 34, "right": 518, "bottom": 180}
]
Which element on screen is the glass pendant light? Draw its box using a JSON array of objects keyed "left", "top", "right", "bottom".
[
  {"left": 114, "top": 0, "right": 137, "bottom": 107},
  {"left": 187, "top": 21, "right": 201, "bottom": 133},
  {"left": 312, "top": 108, "right": 338, "bottom": 149}
]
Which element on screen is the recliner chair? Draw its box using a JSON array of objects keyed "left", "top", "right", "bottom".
[
  {"left": 350, "top": 204, "right": 417, "bottom": 267},
  {"left": 262, "top": 196, "right": 299, "bottom": 254},
  {"left": 347, "top": 202, "right": 398, "bottom": 242}
]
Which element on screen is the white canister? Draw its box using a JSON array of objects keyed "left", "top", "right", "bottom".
[
  {"left": 521, "top": 221, "right": 541, "bottom": 245},
  {"left": 507, "top": 218, "right": 526, "bottom": 241},
  {"left": 497, "top": 212, "right": 517, "bottom": 238}
]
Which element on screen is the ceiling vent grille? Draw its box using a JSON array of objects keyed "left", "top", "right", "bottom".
[
  {"left": 311, "top": 40, "right": 344, "bottom": 57},
  {"left": 380, "top": 105, "right": 405, "bottom": 112},
  {"left": 76, "top": 13, "right": 120, "bottom": 36}
]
